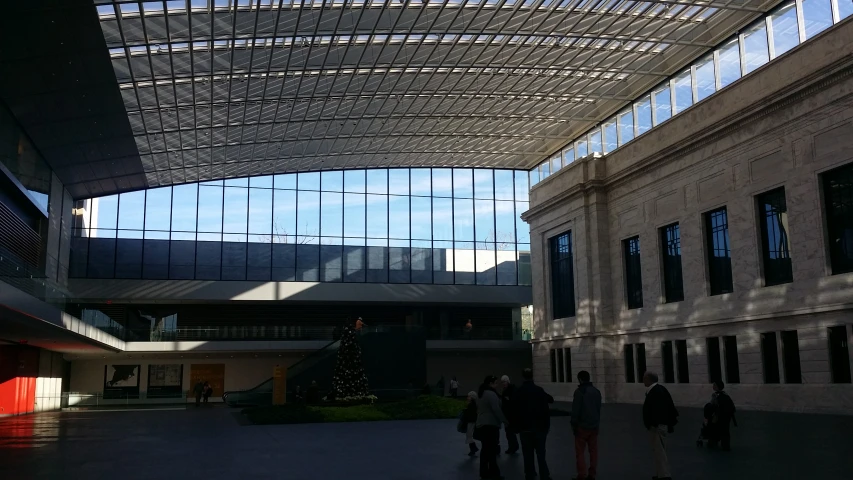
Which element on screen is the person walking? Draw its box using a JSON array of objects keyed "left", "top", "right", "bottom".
[
  {"left": 193, "top": 380, "right": 204, "bottom": 407},
  {"left": 500, "top": 375, "right": 520, "bottom": 454},
  {"left": 707, "top": 380, "right": 737, "bottom": 451},
  {"left": 202, "top": 381, "right": 213, "bottom": 404},
  {"left": 570, "top": 370, "right": 602, "bottom": 480},
  {"left": 355, "top": 317, "right": 366, "bottom": 332},
  {"left": 514, "top": 368, "right": 554, "bottom": 480},
  {"left": 477, "top": 375, "right": 508, "bottom": 480},
  {"left": 464, "top": 319, "right": 473, "bottom": 339},
  {"left": 464, "top": 391, "right": 480, "bottom": 457},
  {"left": 643, "top": 371, "right": 679, "bottom": 480},
  {"left": 450, "top": 376, "right": 460, "bottom": 398}
]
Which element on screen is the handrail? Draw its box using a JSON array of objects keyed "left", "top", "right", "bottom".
[{"left": 131, "top": 324, "right": 517, "bottom": 341}]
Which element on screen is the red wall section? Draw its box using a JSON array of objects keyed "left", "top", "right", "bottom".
[{"left": 0, "top": 346, "right": 39, "bottom": 416}]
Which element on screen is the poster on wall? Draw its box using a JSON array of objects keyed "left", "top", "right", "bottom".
[
  {"left": 147, "top": 364, "right": 183, "bottom": 399},
  {"left": 103, "top": 365, "right": 140, "bottom": 399},
  {"left": 189, "top": 364, "right": 225, "bottom": 399}
]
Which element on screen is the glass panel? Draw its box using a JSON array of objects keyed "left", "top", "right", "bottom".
[
  {"left": 321, "top": 170, "right": 343, "bottom": 192},
  {"left": 529, "top": 169, "right": 540, "bottom": 187},
  {"left": 118, "top": 191, "right": 143, "bottom": 230},
  {"left": 272, "top": 189, "right": 296, "bottom": 243},
  {"left": 840, "top": 0, "right": 853, "bottom": 19},
  {"left": 223, "top": 187, "right": 248, "bottom": 233},
  {"left": 653, "top": 85, "right": 672, "bottom": 125},
  {"left": 802, "top": 0, "right": 833, "bottom": 39},
  {"left": 718, "top": 39, "right": 742, "bottom": 88},
  {"left": 321, "top": 191, "right": 343, "bottom": 237},
  {"left": 518, "top": 243, "right": 531, "bottom": 285},
  {"left": 743, "top": 22, "right": 770, "bottom": 74},
  {"left": 454, "top": 198, "right": 474, "bottom": 241},
  {"left": 144, "top": 187, "right": 171, "bottom": 232},
  {"left": 410, "top": 168, "right": 432, "bottom": 196},
  {"left": 475, "top": 199, "right": 495, "bottom": 244},
  {"left": 618, "top": 110, "right": 634, "bottom": 145},
  {"left": 388, "top": 169, "right": 409, "bottom": 195},
  {"left": 495, "top": 170, "right": 514, "bottom": 200},
  {"left": 695, "top": 56, "right": 716, "bottom": 101},
  {"left": 589, "top": 129, "right": 602, "bottom": 153},
  {"left": 475, "top": 243, "right": 496, "bottom": 286},
  {"left": 623, "top": 236, "right": 643, "bottom": 309},
  {"left": 389, "top": 195, "right": 410, "bottom": 239},
  {"left": 550, "top": 155, "right": 561, "bottom": 173},
  {"left": 410, "top": 196, "right": 432, "bottom": 239},
  {"left": 432, "top": 168, "right": 453, "bottom": 197},
  {"left": 515, "top": 201, "right": 529, "bottom": 243},
  {"left": 432, "top": 240, "right": 453, "bottom": 284},
  {"left": 771, "top": 2, "right": 800, "bottom": 58},
  {"left": 635, "top": 97, "right": 652, "bottom": 136},
  {"left": 344, "top": 170, "right": 365, "bottom": 193},
  {"left": 343, "top": 193, "right": 366, "bottom": 238},
  {"left": 432, "top": 198, "right": 453, "bottom": 240},
  {"left": 515, "top": 171, "right": 528, "bottom": 202},
  {"left": 576, "top": 139, "right": 588, "bottom": 158},
  {"left": 563, "top": 147, "right": 575, "bottom": 165},
  {"left": 758, "top": 188, "right": 793, "bottom": 286},
  {"left": 366, "top": 169, "right": 388, "bottom": 194},
  {"left": 550, "top": 232, "right": 575, "bottom": 318},
  {"left": 474, "top": 169, "right": 494, "bottom": 199},
  {"left": 197, "top": 185, "right": 223, "bottom": 233},
  {"left": 224, "top": 178, "right": 248, "bottom": 187},
  {"left": 495, "top": 200, "right": 516, "bottom": 245},
  {"left": 411, "top": 241, "right": 432, "bottom": 283},
  {"left": 603, "top": 121, "right": 617, "bottom": 153},
  {"left": 250, "top": 175, "right": 273, "bottom": 188},
  {"left": 705, "top": 207, "right": 734, "bottom": 295},
  {"left": 673, "top": 70, "right": 693, "bottom": 114},
  {"left": 453, "top": 169, "right": 474, "bottom": 198},
  {"left": 171, "top": 184, "right": 197, "bottom": 232},
  {"left": 297, "top": 190, "right": 320, "bottom": 238},
  {"left": 273, "top": 173, "right": 296, "bottom": 190},
  {"left": 454, "top": 242, "right": 475, "bottom": 285},
  {"left": 298, "top": 171, "right": 320, "bottom": 190},
  {"left": 248, "top": 188, "right": 273, "bottom": 237},
  {"left": 539, "top": 161, "right": 551, "bottom": 179},
  {"left": 366, "top": 194, "right": 388, "bottom": 238}
]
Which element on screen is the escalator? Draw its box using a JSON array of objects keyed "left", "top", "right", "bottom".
[{"left": 222, "top": 326, "right": 426, "bottom": 406}]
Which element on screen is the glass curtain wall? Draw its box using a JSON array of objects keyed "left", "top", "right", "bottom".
[
  {"left": 530, "top": 0, "right": 851, "bottom": 187},
  {"left": 70, "top": 168, "right": 531, "bottom": 286}
]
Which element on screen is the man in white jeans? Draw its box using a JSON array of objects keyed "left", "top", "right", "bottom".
[{"left": 642, "top": 371, "right": 679, "bottom": 480}]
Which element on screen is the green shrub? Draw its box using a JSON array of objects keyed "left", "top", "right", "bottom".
[{"left": 242, "top": 395, "right": 465, "bottom": 425}]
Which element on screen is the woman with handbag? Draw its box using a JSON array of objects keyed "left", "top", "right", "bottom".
[{"left": 476, "top": 375, "right": 508, "bottom": 480}]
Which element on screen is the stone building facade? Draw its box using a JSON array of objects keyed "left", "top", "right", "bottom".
[{"left": 522, "top": 19, "right": 853, "bottom": 414}]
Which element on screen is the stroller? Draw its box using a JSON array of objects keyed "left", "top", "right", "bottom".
[{"left": 696, "top": 398, "right": 737, "bottom": 447}]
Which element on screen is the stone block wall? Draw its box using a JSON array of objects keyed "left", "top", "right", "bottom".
[{"left": 523, "top": 19, "right": 853, "bottom": 414}]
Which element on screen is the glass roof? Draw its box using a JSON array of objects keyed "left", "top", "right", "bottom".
[{"left": 93, "top": 0, "right": 782, "bottom": 187}]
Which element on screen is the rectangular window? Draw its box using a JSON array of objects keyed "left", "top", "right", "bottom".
[
  {"left": 624, "top": 344, "right": 636, "bottom": 383},
  {"left": 770, "top": 2, "right": 800, "bottom": 58},
  {"left": 705, "top": 207, "right": 734, "bottom": 295},
  {"left": 718, "top": 39, "right": 742, "bottom": 88},
  {"left": 636, "top": 343, "right": 647, "bottom": 381},
  {"left": 550, "top": 349, "right": 557, "bottom": 382},
  {"left": 550, "top": 232, "right": 576, "bottom": 318},
  {"left": 662, "top": 341, "right": 675, "bottom": 383},
  {"left": 822, "top": 163, "right": 853, "bottom": 274},
  {"left": 623, "top": 236, "right": 643, "bottom": 309},
  {"left": 673, "top": 70, "right": 693, "bottom": 114},
  {"left": 653, "top": 85, "right": 672, "bottom": 125},
  {"left": 635, "top": 96, "right": 652, "bottom": 135},
  {"left": 676, "top": 339, "right": 690, "bottom": 383},
  {"left": 695, "top": 55, "right": 716, "bottom": 101},
  {"left": 557, "top": 348, "right": 565, "bottom": 382},
  {"left": 828, "top": 326, "right": 852, "bottom": 383},
  {"left": 589, "top": 130, "right": 602, "bottom": 154},
  {"left": 603, "top": 120, "right": 617, "bottom": 153},
  {"left": 576, "top": 139, "right": 588, "bottom": 158},
  {"left": 743, "top": 22, "right": 770, "bottom": 74},
  {"left": 801, "top": 0, "right": 833, "bottom": 39},
  {"left": 781, "top": 330, "right": 802, "bottom": 383},
  {"left": 618, "top": 110, "right": 634, "bottom": 144},
  {"left": 723, "top": 336, "right": 740, "bottom": 383},
  {"left": 660, "top": 223, "right": 684, "bottom": 303},
  {"left": 563, "top": 347, "right": 573, "bottom": 381},
  {"left": 707, "top": 337, "right": 723, "bottom": 383},
  {"left": 758, "top": 188, "right": 793, "bottom": 285},
  {"left": 563, "top": 147, "right": 575, "bottom": 165},
  {"left": 761, "top": 331, "right": 781, "bottom": 384}
]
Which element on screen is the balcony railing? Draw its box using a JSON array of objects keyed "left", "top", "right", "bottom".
[{"left": 128, "top": 324, "right": 520, "bottom": 342}]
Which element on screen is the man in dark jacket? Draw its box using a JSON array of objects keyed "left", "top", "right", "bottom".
[
  {"left": 642, "top": 371, "right": 678, "bottom": 480},
  {"left": 500, "top": 374, "right": 520, "bottom": 454},
  {"left": 571, "top": 370, "right": 602, "bottom": 480},
  {"left": 513, "top": 368, "right": 554, "bottom": 480}
]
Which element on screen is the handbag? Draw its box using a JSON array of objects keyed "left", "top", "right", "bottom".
[{"left": 456, "top": 412, "right": 467, "bottom": 434}]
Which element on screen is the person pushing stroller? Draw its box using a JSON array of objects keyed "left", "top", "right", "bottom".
[{"left": 697, "top": 380, "right": 737, "bottom": 451}]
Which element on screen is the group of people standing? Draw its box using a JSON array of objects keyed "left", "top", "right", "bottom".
[
  {"left": 458, "top": 369, "right": 737, "bottom": 480},
  {"left": 192, "top": 381, "right": 213, "bottom": 406}
]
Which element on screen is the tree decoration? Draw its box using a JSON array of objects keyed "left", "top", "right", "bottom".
[{"left": 330, "top": 326, "right": 372, "bottom": 402}]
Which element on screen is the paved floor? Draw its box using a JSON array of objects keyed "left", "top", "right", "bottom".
[{"left": 1, "top": 403, "right": 852, "bottom": 479}]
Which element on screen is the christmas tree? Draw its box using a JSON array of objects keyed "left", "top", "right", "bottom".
[{"left": 330, "top": 326, "right": 371, "bottom": 401}]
